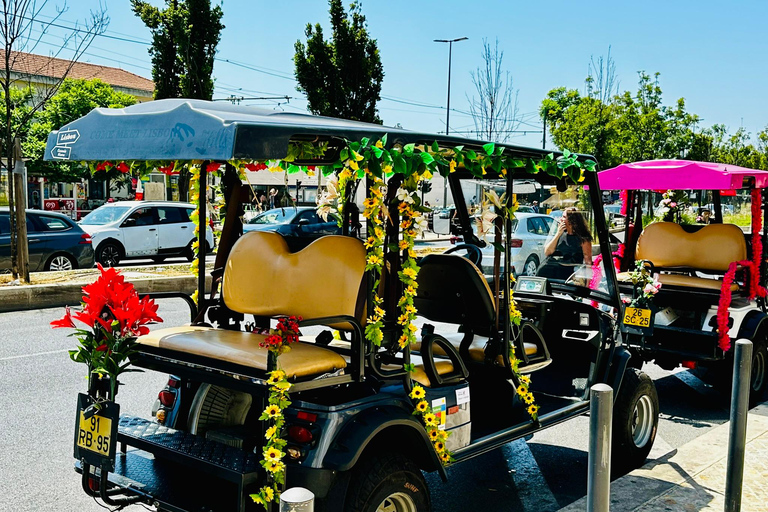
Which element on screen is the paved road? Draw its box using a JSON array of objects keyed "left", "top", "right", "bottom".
[{"left": 0, "top": 302, "right": 750, "bottom": 512}]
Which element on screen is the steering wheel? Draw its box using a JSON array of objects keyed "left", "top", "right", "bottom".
[{"left": 443, "top": 243, "right": 483, "bottom": 267}]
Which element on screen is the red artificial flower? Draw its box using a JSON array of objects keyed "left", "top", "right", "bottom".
[
  {"left": 50, "top": 306, "right": 76, "bottom": 328},
  {"left": 245, "top": 162, "right": 268, "bottom": 172},
  {"left": 116, "top": 162, "right": 130, "bottom": 173},
  {"left": 95, "top": 344, "right": 108, "bottom": 352},
  {"left": 158, "top": 162, "right": 176, "bottom": 175},
  {"left": 96, "top": 161, "right": 112, "bottom": 172},
  {"left": 205, "top": 162, "right": 221, "bottom": 173}
]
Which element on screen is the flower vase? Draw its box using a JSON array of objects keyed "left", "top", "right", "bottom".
[{"left": 88, "top": 372, "right": 118, "bottom": 401}]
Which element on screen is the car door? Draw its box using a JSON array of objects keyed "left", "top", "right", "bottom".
[
  {"left": 293, "top": 210, "right": 326, "bottom": 237},
  {"left": 0, "top": 214, "right": 11, "bottom": 270},
  {"left": 156, "top": 206, "right": 190, "bottom": 253},
  {"left": 0, "top": 213, "right": 48, "bottom": 271},
  {"left": 120, "top": 207, "right": 159, "bottom": 257}
]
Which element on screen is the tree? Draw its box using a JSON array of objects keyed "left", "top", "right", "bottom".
[
  {"left": 467, "top": 38, "right": 519, "bottom": 143},
  {"left": 294, "top": 0, "right": 384, "bottom": 123},
  {"left": 0, "top": 0, "right": 108, "bottom": 280},
  {"left": 24, "top": 78, "right": 137, "bottom": 185},
  {"left": 133, "top": 0, "right": 224, "bottom": 201}
]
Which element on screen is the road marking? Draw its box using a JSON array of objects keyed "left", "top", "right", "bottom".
[
  {"left": 504, "top": 438, "right": 560, "bottom": 512},
  {"left": 0, "top": 348, "right": 68, "bottom": 362}
]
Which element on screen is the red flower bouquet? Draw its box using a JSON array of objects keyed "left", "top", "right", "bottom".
[{"left": 51, "top": 264, "right": 162, "bottom": 398}]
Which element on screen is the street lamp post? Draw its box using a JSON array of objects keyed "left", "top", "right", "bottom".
[{"left": 434, "top": 36, "right": 468, "bottom": 208}]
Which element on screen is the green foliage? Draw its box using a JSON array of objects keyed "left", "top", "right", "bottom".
[
  {"left": 294, "top": 0, "right": 384, "bottom": 123},
  {"left": 132, "top": 0, "right": 224, "bottom": 100},
  {"left": 542, "top": 66, "right": 768, "bottom": 171}
]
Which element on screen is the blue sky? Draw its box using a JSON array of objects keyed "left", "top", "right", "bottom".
[{"left": 28, "top": 0, "right": 768, "bottom": 149}]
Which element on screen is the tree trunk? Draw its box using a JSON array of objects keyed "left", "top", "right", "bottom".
[{"left": 178, "top": 167, "right": 190, "bottom": 202}]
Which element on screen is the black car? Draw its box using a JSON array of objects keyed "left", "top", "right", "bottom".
[
  {"left": 243, "top": 206, "right": 341, "bottom": 237},
  {"left": 0, "top": 208, "right": 95, "bottom": 272}
]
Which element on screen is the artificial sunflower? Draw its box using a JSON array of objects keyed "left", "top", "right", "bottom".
[
  {"left": 264, "top": 446, "right": 283, "bottom": 461},
  {"left": 264, "top": 404, "right": 281, "bottom": 418},
  {"left": 265, "top": 425, "right": 278, "bottom": 440},
  {"left": 434, "top": 441, "right": 445, "bottom": 453},
  {"left": 527, "top": 404, "right": 539, "bottom": 416},
  {"left": 440, "top": 451, "right": 451, "bottom": 463},
  {"left": 424, "top": 413, "right": 437, "bottom": 427},
  {"left": 410, "top": 385, "right": 426, "bottom": 400},
  {"left": 263, "top": 487, "right": 274, "bottom": 503},
  {"left": 523, "top": 393, "right": 535, "bottom": 405},
  {"left": 428, "top": 429, "right": 439, "bottom": 441},
  {"left": 266, "top": 460, "right": 285, "bottom": 474},
  {"left": 416, "top": 400, "right": 429, "bottom": 413}
]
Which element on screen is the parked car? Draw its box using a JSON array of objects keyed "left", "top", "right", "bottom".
[
  {"left": 0, "top": 208, "right": 94, "bottom": 271},
  {"left": 478, "top": 212, "right": 554, "bottom": 277},
  {"left": 79, "top": 201, "right": 215, "bottom": 266},
  {"left": 243, "top": 206, "right": 341, "bottom": 237}
]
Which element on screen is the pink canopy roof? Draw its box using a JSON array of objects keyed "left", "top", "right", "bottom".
[{"left": 598, "top": 159, "right": 768, "bottom": 190}]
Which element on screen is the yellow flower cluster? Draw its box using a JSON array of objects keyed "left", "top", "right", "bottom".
[
  {"left": 358, "top": 166, "right": 388, "bottom": 347},
  {"left": 410, "top": 385, "right": 452, "bottom": 465},
  {"left": 251, "top": 367, "right": 292, "bottom": 509}
]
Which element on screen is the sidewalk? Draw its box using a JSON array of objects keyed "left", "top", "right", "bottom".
[{"left": 560, "top": 403, "right": 768, "bottom": 511}]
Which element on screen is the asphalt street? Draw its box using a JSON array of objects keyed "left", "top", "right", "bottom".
[{"left": 0, "top": 301, "right": 749, "bottom": 512}]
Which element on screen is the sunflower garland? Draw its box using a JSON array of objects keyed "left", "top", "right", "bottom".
[
  {"left": 250, "top": 315, "right": 300, "bottom": 510},
  {"left": 409, "top": 384, "right": 452, "bottom": 464}
]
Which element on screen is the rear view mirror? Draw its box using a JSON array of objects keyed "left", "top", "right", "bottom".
[
  {"left": 297, "top": 218, "right": 311, "bottom": 226},
  {"left": 121, "top": 218, "right": 137, "bottom": 228}
]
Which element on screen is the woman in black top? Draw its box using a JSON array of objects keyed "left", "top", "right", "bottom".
[{"left": 538, "top": 208, "right": 593, "bottom": 281}]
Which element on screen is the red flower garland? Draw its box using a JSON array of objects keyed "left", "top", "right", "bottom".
[
  {"left": 259, "top": 316, "right": 302, "bottom": 353},
  {"left": 750, "top": 189, "right": 766, "bottom": 298},
  {"left": 717, "top": 259, "right": 764, "bottom": 352}
]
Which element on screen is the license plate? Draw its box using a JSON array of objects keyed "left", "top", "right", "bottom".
[
  {"left": 76, "top": 410, "right": 113, "bottom": 456},
  {"left": 623, "top": 307, "right": 652, "bottom": 328},
  {"left": 74, "top": 393, "right": 118, "bottom": 471}
]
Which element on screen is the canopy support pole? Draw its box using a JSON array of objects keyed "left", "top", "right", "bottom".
[{"left": 198, "top": 162, "right": 208, "bottom": 314}]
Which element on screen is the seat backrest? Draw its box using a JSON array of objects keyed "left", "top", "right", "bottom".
[
  {"left": 222, "top": 231, "right": 366, "bottom": 321},
  {"left": 636, "top": 222, "right": 746, "bottom": 272},
  {"left": 414, "top": 254, "right": 496, "bottom": 327}
]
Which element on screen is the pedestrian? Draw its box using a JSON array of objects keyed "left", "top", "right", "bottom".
[
  {"left": 532, "top": 200, "right": 540, "bottom": 213},
  {"left": 269, "top": 188, "right": 277, "bottom": 209}
]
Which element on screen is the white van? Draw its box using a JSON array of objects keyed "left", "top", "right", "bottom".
[{"left": 79, "top": 201, "right": 215, "bottom": 266}]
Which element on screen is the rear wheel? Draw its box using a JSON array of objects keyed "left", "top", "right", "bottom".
[
  {"left": 612, "top": 368, "right": 659, "bottom": 474},
  {"left": 749, "top": 340, "right": 768, "bottom": 407},
  {"left": 344, "top": 453, "right": 430, "bottom": 512},
  {"left": 45, "top": 253, "right": 76, "bottom": 272},
  {"left": 523, "top": 255, "right": 539, "bottom": 277}
]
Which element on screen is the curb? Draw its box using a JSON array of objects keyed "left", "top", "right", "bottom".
[
  {"left": 558, "top": 403, "right": 768, "bottom": 511},
  {"left": 0, "top": 274, "right": 212, "bottom": 313}
]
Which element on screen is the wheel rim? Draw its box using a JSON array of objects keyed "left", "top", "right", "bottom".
[
  {"left": 376, "top": 492, "right": 417, "bottom": 512},
  {"left": 100, "top": 246, "right": 119, "bottom": 266},
  {"left": 525, "top": 260, "right": 537, "bottom": 276},
  {"left": 631, "top": 395, "right": 654, "bottom": 448},
  {"left": 49, "top": 255, "right": 73, "bottom": 271},
  {"left": 752, "top": 348, "right": 766, "bottom": 392}
]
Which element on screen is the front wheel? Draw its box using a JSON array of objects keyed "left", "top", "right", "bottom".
[
  {"left": 612, "top": 368, "right": 659, "bottom": 474},
  {"left": 97, "top": 241, "right": 122, "bottom": 267},
  {"left": 523, "top": 255, "right": 539, "bottom": 277},
  {"left": 344, "top": 453, "right": 430, "bottom": 512},
  {"left": 45, "top": 253, "right": 76, "bottom": 272}
]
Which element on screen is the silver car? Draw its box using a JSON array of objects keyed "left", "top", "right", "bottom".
[{"left": 479, "top": 212, "right": 555, "bottom": 277}]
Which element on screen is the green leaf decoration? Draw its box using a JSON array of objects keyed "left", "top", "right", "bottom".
[
  {"left": 420, "top": 152, "right": 435, "bottom": 165},
  {"left": 287, "top": 164, "right": 300, "bottom": 174},
  {"left": 381, "top": 134, "right": 388, "bottom": 146},
  {"left": 431, "top": 140, "right": 439, "bottom": 153},
  {"left": 372, "top": 146, "right": 383, "bottom": 158},
  {"left": 490, "top": 242, "right": 505, "bottom": 253},
  {"left": 483, "top": 142, "right": 495, "bottom": 156},
  {"left": 403, "top": 143, "right": 415, "bottom": 157}
]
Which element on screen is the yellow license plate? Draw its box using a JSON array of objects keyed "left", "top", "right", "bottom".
[
  {"left": 76, "top": 411, "right": 113, "bottom": 456},
  {"left": 623, "top": 307, "right": 652, "bottom": 328}
]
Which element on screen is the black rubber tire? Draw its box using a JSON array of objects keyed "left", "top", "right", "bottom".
[
  {"left": 344, "top": 453, "right": 430, "bottom": 512},
  {"left": 749, "top": 340, "right": 768, "bottom": 407},
  {"left": 611, "top": 368, "right": 659, "bottom": 474},
  {"left": 96, "top": 241, "right": 122, "bottom": 267},
  {"left": 522, "top": 255, "right": 539, "bottom": 277},
  {"left": 184, "top": 240, "right": 211, "bottom": 262}
]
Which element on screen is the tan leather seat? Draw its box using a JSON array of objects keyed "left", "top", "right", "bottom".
[
  {"left": 411, "top": 332, "right": 538, "bottom": 364},
  {"left": 400, "top": 354, "right": 455, "bottom": 388},
  {"left": 136, "top": 232, "right": 365, "bottom": 380},
  {"left": 635, "top": 222, "right": 746, "bottom": 292},
  {"left": 138, "top": 325, "right": 347, "bottom": 379}
]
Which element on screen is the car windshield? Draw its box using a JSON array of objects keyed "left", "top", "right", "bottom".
[
  {"left": 80, "top": 206, "right": 131, "bottom": 225},
  {"left": 249, "top": 209, "right": 295, "bottom": 224}
]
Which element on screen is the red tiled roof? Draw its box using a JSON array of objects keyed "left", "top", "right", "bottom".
[{"left": 3, "top": 51, "right": 154, "bottom": 94}]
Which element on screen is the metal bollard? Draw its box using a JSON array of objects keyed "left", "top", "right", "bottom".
[
  {"left": 724, "top": 339, "right": 753, "bottom": 512},
  {"left": 280, "top": 487, "right": 314, "bottom": 512},
  {"left": 587, "top": 383, "right": 613, "bottom": 512}
]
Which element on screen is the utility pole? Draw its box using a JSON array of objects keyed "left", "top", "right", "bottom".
[
  {"left": 13, "top": 138, "right": 29, "bottom": 282},
  {"left": 542, "top": 113, "right": 547, "bottom": 150},
  {"left": 435, "top": 36, "right": 468, "bottom": 208}
]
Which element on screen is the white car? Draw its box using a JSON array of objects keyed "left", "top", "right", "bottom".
[
  {"left": 479, "top": 212, "right": 555, "bottom": 277},
  {"left": 79, "top": 201, "right": 215, "bottom": 266}
]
